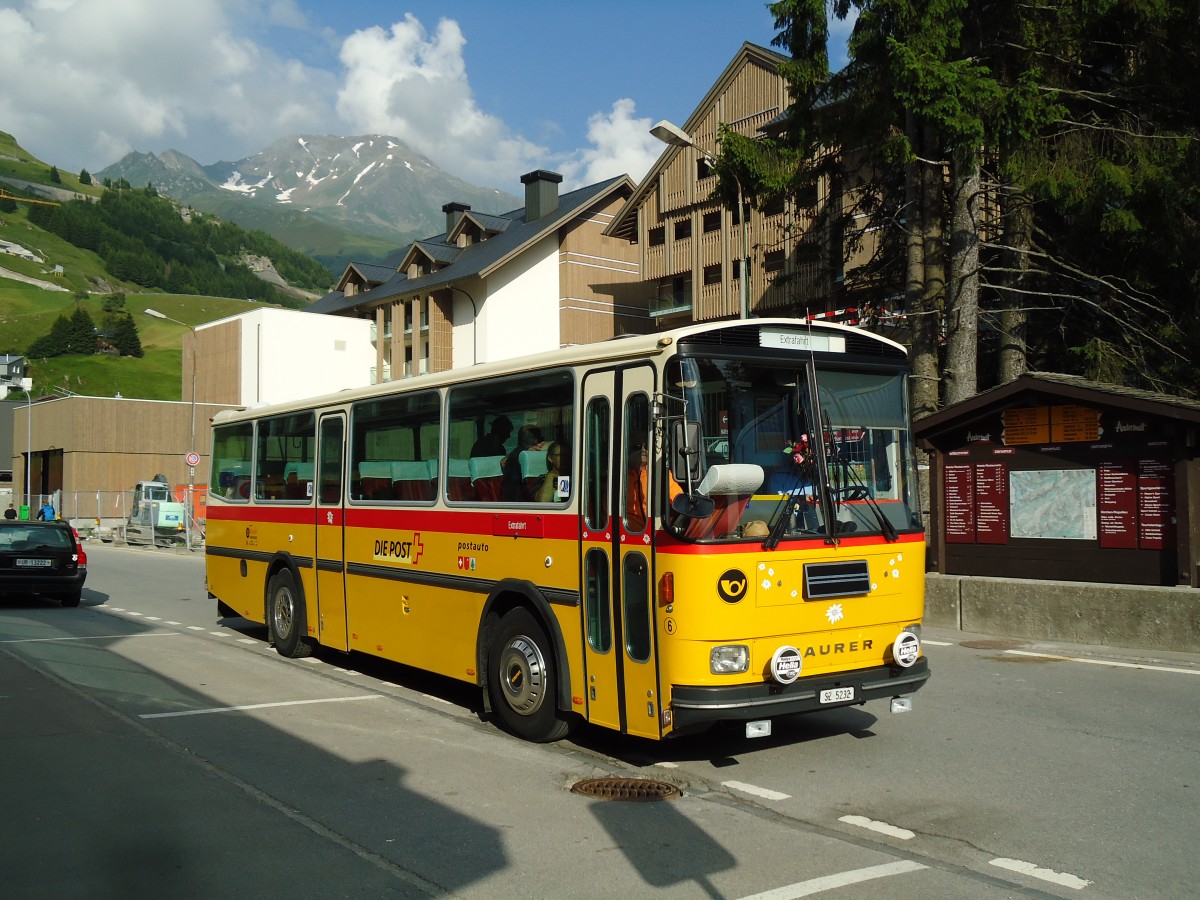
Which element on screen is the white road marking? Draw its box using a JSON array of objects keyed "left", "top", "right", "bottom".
[
  {"left": 838, "top": 814, "right": 915, "bottom": 839},
  {"left": 187, "top": 626, "right": 205, "bottom": 631},
  {"left": 140, "top": 694, "right": 384, "bottom": 719},
  {"left": 1, "top": 632, "right": 180, "bottom": 644},
  {"left": 143, "top": 616, "right": 161, "bottom": 621},
  {"left": 923, "top": 639, "right": 952, "bottom": 646},
  {"left": 722, "top": 780, "right": 791, "bottom": 801},
  {"left": 655, "top": 761, "right": 680, "bottom": 768},
  {"left": 209, "top": 632, "right": 229, "bottom": 637},
  {"left": 237, "top": 639, "right": 258, "bottom": 645},
  {"left": 1005, "top": 649, "right": 1200, "bottom": 676},
  {"left": 990, "top": 857, "right": 1091, "bottom": 889},
  {"left": 737, "top": 860, "right": 927, "bottom": 899},
  {"left": 125, "top": 611, "right": 143, "bottom": 617},
  {"left": 165, "top": 621, "right": 181, "bottom": 625}
]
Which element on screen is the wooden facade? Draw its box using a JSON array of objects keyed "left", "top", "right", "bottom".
[
  {"left": 12, "top": 396, "right": 226, "bottom": 512},
  {"left": 608, "top": 42, "right": 890, "bottom": 327}
]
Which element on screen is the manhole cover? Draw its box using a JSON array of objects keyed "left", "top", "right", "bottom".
[{"left": 571, "top": 778, "right": 681, "bottom": 802}]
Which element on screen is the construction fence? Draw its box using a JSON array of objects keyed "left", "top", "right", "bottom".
[{"left": 0, "top": 485, "right": 207, "bottom": 546}]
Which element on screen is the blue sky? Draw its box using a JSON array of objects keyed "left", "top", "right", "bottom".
[{"left": 0, "top": 1, "right": 851, "bottom": 193}]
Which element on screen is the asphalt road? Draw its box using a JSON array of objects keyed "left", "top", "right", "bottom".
[{"left": 1, "top": 541, "right": 1197, "bottom": 899}]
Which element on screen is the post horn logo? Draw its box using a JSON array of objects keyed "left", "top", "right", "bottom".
[{"left": 717, "top": 569, "right": 748, "bottom": 603}]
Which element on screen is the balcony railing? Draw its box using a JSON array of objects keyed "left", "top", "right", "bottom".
[{"left": 651, "top": 291, "right": 692, "bottom": 318}]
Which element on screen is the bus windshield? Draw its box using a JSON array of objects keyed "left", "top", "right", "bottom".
[{"left": 664, "top": 355, "right": 922, "bottom": 542}]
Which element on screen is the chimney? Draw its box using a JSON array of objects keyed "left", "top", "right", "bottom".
[
  {"left": 521, "top": 169, "right": 563, "bottom": 222},
  {"left": 442, "top": 201, "right": 470, "bottom": 233}
]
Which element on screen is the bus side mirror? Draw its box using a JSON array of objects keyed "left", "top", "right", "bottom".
[{"left": 671, "top": 420, "right": 704, "bottom": 484}]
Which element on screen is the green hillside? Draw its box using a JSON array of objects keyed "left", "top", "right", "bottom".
[
  {"left": 0, "top": 132, "right": 300, "bottom": 401},
  {"left": 0, "top": 285, "right": 270, "bottom": 400}
]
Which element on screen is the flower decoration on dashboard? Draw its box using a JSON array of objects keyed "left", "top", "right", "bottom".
[{"left": 784, "top": 434, "right": 813, "bottom": 466}]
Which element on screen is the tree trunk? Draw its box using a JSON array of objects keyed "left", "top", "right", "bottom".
[
  {"left": 945, "top": 152, "right": 980, "bottom": 404},
  {"left": 906, "top": 117, "right": 939, "bottom": 420},
  {"left": 910, "top": 123, "right": 944, "bottom": 419},
  {"left": 997, "top": 187, "right": 1032, "bottom": 382}
]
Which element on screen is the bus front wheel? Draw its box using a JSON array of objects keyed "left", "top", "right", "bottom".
[
  {"left": 268, "top": 569, "right": 315, "bottom": 659},
  {"left": 487, "top": 608, "right": 570, "bottom": 742}
]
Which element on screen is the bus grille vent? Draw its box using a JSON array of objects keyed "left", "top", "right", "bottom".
[{"left": 804, "top": 560, "right": 871, "bottom": 599}]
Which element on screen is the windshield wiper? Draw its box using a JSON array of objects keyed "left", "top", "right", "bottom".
[{"left": 830, "top": 452, "right": 898, "bottom": 542}]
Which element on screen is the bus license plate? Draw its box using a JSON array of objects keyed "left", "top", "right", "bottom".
[
  {"left": 819, "top": 686, "right": 854, "bottom": 704},
  {"left": 16, "top": 558, "right": 52, "bottom": 567}
]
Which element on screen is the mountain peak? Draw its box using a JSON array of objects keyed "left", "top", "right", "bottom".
[{"left": 97, "top": 134, "right": 519, "bottom": 271}]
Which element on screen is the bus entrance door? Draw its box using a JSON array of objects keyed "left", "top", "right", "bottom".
[
  {"left": 580, "top": 367, "right": 661, "bottom": 740},
  {"left": 315, "top": 413, "right": 349, "bottom": 651}
]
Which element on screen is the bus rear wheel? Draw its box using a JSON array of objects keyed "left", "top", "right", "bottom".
[
  {"left": 268, "top": 569, "right": 315, "bottom": 658},
  {"left": 487, "top": 608, "right": 570, "bottom": 742}
]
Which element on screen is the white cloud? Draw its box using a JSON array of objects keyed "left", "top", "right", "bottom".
[
  {"left": 335, "top": 14, "right": 547, "bottom": 189},
  {"left": 2, "top": 2, "right": 658, "bottom": 192},
  {"left": 556, "top": 99, "right": 662, "bottom": 190},
  {"left": 0, "top": 0, "right": 335, "bottom": 171}
]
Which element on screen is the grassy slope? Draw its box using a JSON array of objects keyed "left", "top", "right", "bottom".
[{"left": 0, "top": 130, "right": 287, "bottom": 401}]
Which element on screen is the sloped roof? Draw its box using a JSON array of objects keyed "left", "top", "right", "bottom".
[
  {"left": 606, "top": 42, "right": 789, "bottom": 241},
  {"left": 914, "top": 372, "right": 1200, "bottom": 440},
  {"left": 334, "top": 261, "right": 395, "bottom": 293},
  {"left": 309, "top": 174, "right": 634, "bottom": 315},
  {"left": 450, "top": 210, "right": 511, "bottom": 242}
]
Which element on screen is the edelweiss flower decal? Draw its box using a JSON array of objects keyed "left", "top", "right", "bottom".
[{"left": 825, "top": 603, "right": 845, "bottom": 625}]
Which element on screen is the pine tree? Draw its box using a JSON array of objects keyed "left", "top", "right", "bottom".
[
  {"left": 79, "top": 169, "right": 92, "bottom": 185},
  {"left": 110, "top": 313, "right": 144, "bottom": 358},
  {"left": 49, "top": 165, "right": 61, "bottom": 184}
]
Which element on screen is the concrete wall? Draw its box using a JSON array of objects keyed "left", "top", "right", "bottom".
[
  {"left": 925, "top": 573, "right": 1200, "bottom": 653},
  {"left": 198, "top": 308, "right": 373, "bottom": 407}
]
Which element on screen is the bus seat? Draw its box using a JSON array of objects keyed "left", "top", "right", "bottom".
[
  {"left": 358, "top": 461, "right": 394, "bottom": 501},
  {"left": 519, "top": 450, "right": 548, "bottom": 498},
  {"left": 685, "top": 463, "right": 764, "bottom": 540},
  {"left": 447, "top": 458, "right": 475, "bottom": 501},
  {"left": 393, "top": 460, "right": 435, "bottom": 501},
  {"left": 469, "top": 456, "right": 504, "bottom": 502}
]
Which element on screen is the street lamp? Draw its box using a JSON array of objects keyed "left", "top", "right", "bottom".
[
  {"left": 651, "top": 119, "right": 750, "bottom": 320},
  {"left": 145, "top": 308, "right": 197, "bottom": 550}
]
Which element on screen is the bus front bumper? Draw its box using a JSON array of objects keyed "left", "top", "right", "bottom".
[{"left": 669, "top": 657, "right": 931, "bottom": 733}]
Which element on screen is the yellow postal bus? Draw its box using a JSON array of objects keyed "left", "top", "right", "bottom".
[{"left": 205, "top": 318, "right": 929, "bottom": 741}]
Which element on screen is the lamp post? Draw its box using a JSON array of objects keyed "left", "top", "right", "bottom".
[
  {"left": 145, "top": 308, "right": 197, "bottom": 550},
  {"left": 22, "top": 378, "right": 32, "bottom": 511},
  {"left": 651, "top": 119, "right": 750, "bottom": 320}
]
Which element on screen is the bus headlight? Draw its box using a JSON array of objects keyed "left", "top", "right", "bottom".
[{"left": 710, "top": 645, "right": 749, "bottom": 674}]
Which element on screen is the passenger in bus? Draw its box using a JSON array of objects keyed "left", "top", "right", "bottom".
[
  {"left": 503, "top": 425, "right": 544, "bottom": 500},
  {"left": 537, "top": 440, "right": 569, "bottom": 501},
  {"left": 470, "top": 415, "right": 513, "bottom": 458}
]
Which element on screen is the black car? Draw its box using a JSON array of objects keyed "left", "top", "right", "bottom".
[{"left": 0, "top": 520, "right": 87, "bottom": 607}]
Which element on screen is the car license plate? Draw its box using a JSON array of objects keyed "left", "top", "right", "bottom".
[
  {"left": 16, "top": 558, "right": 52, "bottom": 568},
  {"left": 819, "top": 686, "right": 854, "bottom": 704}
]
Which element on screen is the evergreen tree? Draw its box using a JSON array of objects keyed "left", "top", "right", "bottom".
[
  {"left": 110, "top": 313, "right": 144, "bottom": 358},
  {"left": 79, "top": 169, "right": 92, "bottom": 185},
  {"left": 66, "top": 306, "right": 98, "bottom": 355},
  {"left": 48, "top": 165, "right": 61, "bottom": 184}
]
